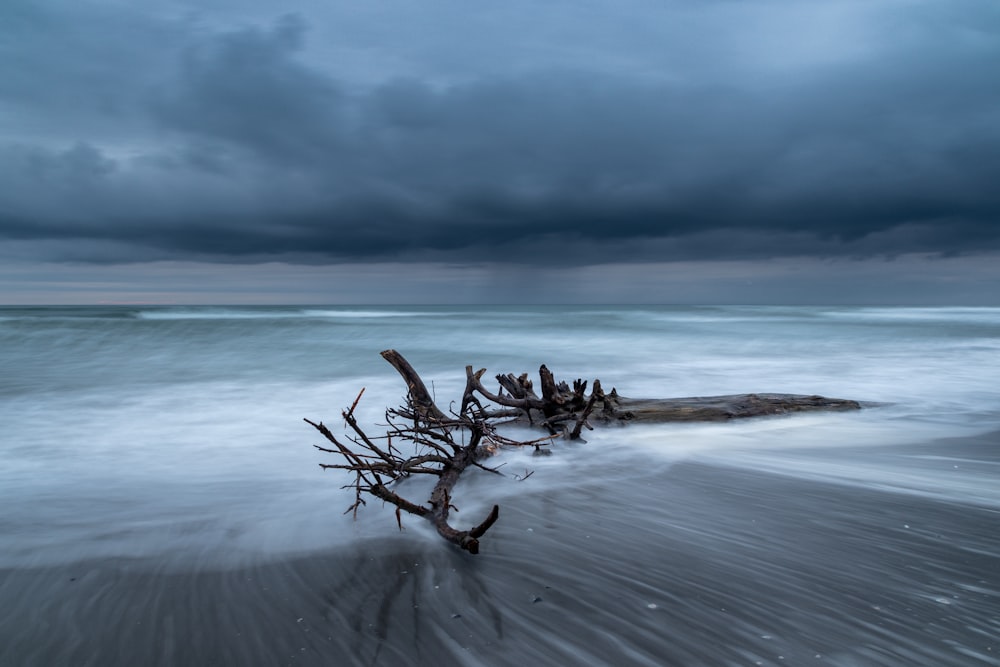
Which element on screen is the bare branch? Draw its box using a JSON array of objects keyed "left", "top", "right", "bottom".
[
  {"left": 380, "top": 349, "right": 448, "bottom": 421},
  {"left": 469, "top": 505, "right": 500, "bottom": 540},
  {"left": 570, "top": 378, "right": 604, "bottom": 440},
  {"left": 466, "top": 365, "right": 544, "bottom": 411},
  {"left": 347, "top": 387, "right": 366, "bottom": 416}
]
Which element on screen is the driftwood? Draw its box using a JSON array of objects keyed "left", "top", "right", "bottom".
[
  {"left": 306, "top": 350, "right": 860, "bottom": 554},
  {"left": 606, "top": 393, "right": 861, "bottom": 422}
]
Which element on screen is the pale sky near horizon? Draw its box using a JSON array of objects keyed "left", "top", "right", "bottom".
[{"left": 1, "top": 0, "right": 998, "bottom": 304}]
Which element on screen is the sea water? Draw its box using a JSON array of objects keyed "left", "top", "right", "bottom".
[{"left": 1, "top": 305, "right": 999, "bottom": 665}]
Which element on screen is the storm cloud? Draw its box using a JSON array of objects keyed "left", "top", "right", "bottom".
[{"left": 1, "top": 0, "right": 999, "bottom": 292}]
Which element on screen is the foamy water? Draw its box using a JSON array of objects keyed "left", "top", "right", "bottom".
[{"left": 2, "top": 305, "right": 999, "bottom": 568}]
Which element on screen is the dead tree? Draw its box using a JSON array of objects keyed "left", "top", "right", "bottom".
[
  {"left": 306, "top": 349, "right": 861, "bottom": 554},
  {"left": 304, "top": 350, "right": 577, "bottom": 554}
]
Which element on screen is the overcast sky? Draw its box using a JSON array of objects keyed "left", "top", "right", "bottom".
[{"left": 1, "top": 0, "right": 998, "bottom": 304}]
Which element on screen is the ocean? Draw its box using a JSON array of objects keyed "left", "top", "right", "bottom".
[{"left": 1, "top": 305, "right": 998, "bottom": 666}]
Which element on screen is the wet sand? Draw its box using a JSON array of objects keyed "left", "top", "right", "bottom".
[{"left": 2, "top": 443, "right": 999, "bottom": 666}]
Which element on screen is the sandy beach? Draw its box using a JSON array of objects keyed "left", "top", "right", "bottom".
[{"left": 3, "top": 431, "right": 997, "bottom": 667}]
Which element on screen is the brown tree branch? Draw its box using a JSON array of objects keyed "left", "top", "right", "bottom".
[
  {"left": 380, "top": 349, "right": 448, "bottom": 422},
  {"left": 308, "top": 350, "right": 861, "bottom": 553}
]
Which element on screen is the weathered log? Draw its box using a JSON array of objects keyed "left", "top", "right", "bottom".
[
  {"left": 601, "top": 393, "right": 861, "bottom": 423},
  {"left": 307, "top": 350, "right": 861, "bottom": 554}
]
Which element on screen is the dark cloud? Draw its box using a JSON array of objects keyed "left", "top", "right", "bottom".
[
  {"left": 151, "top": 14, "right": 347, "bottom": 163},
  {"left": 1, "top": 1, "right": 998, "bottom": 270}
]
